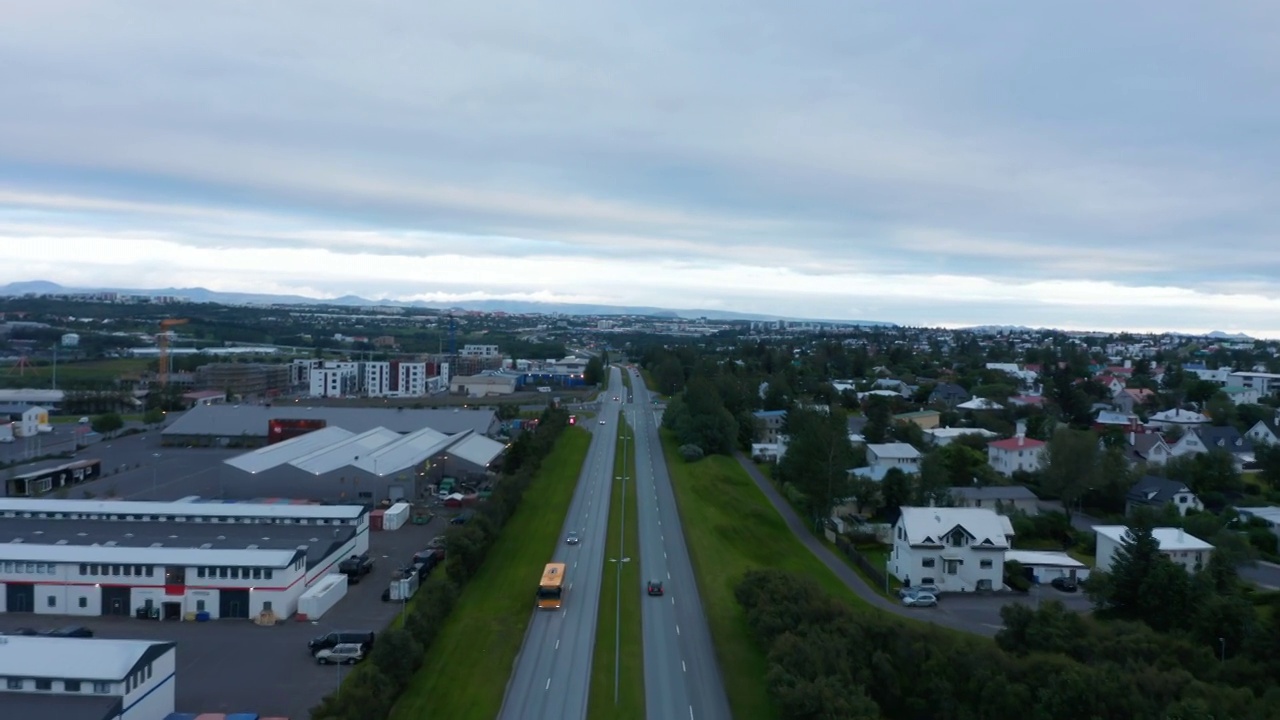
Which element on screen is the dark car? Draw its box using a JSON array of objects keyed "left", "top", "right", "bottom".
[
  {"left": 647, "top": 580, "right": 664, "bottom": 596},
  {"left": 1051, "top": 576, "right": 1079, "bottom": 593},
  {"left": 43, "top": 626, "right": 94, "bottom": 638},
  {"left": 308, "top": 630, "right": 376, "bottom": 655},
  {"left": 339, "top": 554, "right": 375, "bottom": 583},
  {"left": 3, "top": 628, "right": 39, "bottom": 636},
  {"left": 451, "top": 510, "right": 475, "bottom": 525}
]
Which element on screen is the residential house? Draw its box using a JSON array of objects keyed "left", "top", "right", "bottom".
[
  {"left": 0, "top": 405, "right": 47, "bottom": 438},
  {"left": 1184, "top": 364, "right": 1232, "bottom": 384},
  {"left": 1222, "top": 385, "right": 1261, "bottom": 406},
  {"left": 893, "top": 410, "right": 940, "bottom": 430},
  {"left": 1236, "top": 507, "right": 1280, "bottom": 542},
  {"left": 752, "top": 410, "right": 787, "bottom": 444},
  {"left": 1228, "top": 371, "right": 1280, "bottom": 396},
  {"left": 1008, "top": 395, "right": 1047, "bottom": 409},
  {"left": 1113, "top": 388, "right": 1155, "bottom": 415},
  {"left": 929, "top": 383, "right": 971, "bottom": 407},
  {"left": 851, "top": 443, "right": 923, "bottom": 482},
  {"left": 1094, "top": 525, "right": 1213, "bottom": 573},
  {"left": 1004, "top": 550, "right": 1091, "bottom": 584},
  {"left": 1124, "top": 432, "right": 1173, "bottom": 466},
  {"left": 888, "top": 507, "right": 1014, "bottom": 592},
  {"left": 1245, "top": 411, "right": 1280, "bottom": 446},
  {"left": 1093, "top": 411, "right": 1143, "bottom": 434},
  {"left": 1170, "top": 425, "right": 1253, "bottom": 467},
  {"left": 956, "top": 397, "right": 1004, "bottom": 411},
  {"left": 1124, "top": 475, "right": 1204, "bottom": 516},
  {"left": 872, "top": 378, "right": 912, "bottom": 396},
  {"left": 924, "top": 427, "right": 998, "bottom": 447},
  {"left": 1148, "top": 408, "right": 1208, "bottom": 432},
  {"left": 987, "top": 432, "right": 1046, "bottom": 476},
  {"left": 949, "top": 485, "right": 1041, "bottom": 515}
]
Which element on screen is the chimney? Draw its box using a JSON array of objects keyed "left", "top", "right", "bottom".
[
  {"left": 1015, "top": 420, "right": 1027, "bottom": 438},
  {"left": 1129, "top": 430, "right": 1136, "bottom": 446},
  {"left": 1178, "top": 528, "right": 1185, "bottom": 542}
]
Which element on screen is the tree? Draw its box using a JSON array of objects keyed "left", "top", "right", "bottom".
[
  {"left": 776, "top": 407, "right": 857, "bottom": 522},
  {"left": 142, "top": 408, "right": 165, "bottom": 425},
  {"left": 1039, "top": 428, "right": 1100, "bottom": 521},
  {"left": 1087, "top": 508, "right": 1170, "bottom": 623},
  {"left": 1204, "top": 391, "right": 1235, "bottom": 427},
  {"left": 583, "top": 356, "right": 605, "bottom": 385},
  {"left": 91, "top": 412, "right": 124, "bottom": 436},
  {"left": 879, "top": 468, "right": 913, "bottom": 523}
]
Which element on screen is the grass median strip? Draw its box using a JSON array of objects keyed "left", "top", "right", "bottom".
[
  {"left": 587, "top": 415, "right": 644, "bottom": 720},
  {"left": 661, "top": 430, "right": 869, "bottom": 720},
  {"left": 389, "top": 428, "right": 591, "bottom": 720}
]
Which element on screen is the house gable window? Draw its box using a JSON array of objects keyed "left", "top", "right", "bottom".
[{"left": 948, "top": 529, "right": 968, "bottom": 547}]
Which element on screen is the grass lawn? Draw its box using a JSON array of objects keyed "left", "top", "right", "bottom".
[
  {"left": 0, "top": 357, "right": 151, "bottom": 383},
  {"left": 389, "top": 428, "right": 592, "bottom": 720},
  {"left": 621, "top": 367, "right": 634, "bottom": 394},
  {"left": 587, "top": 417, "right": 644, "bottom": 720},
  {"left": 662, "top": 430, "right": 870, "bottom": 720},
  {"left": 1067, "top": 549, "right": 1096, "bottom": 567}
]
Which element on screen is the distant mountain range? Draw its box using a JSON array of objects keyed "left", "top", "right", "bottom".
[
  {"left": 0, "top": 280, "right": 895, "bottom": 326},
  {"left": 962, "top": 324, "right": 1255, "bottom": 341}
]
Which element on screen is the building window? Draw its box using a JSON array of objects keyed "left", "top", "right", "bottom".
[
  {"left": 145, "top": 566, "right": 154, "bottom": 577},
  {"left": 47, "top": 595, "right": 56, "bottom": 608},
  {"left": 921, "top": 558, "right": 936, "bottom": 568},
  {"left": 253, "top": 568, "right": 262, "bottom": 580},
  {"left": 79, "top": 563, "right": 88, "bottom": 575},
  {"left": 264, "top": 569, "right": 273, "bottom": 580},
  {"left": 79, "top": 597, "right": 88, "bottom": 608},
  {"left": 65, "top": 680, "right": 81, "bottom": 692},
  {"left": 146, "top": 664, "right": 152, "bottom": 680},
  {"left": 263, "top": 601, "right": 273, "bottom": 612},
  {"left": 218, "top": 568, "right": 228, "bottom": 579},
  {"left": 123, "top": 565, "right": 132, "bottom": 576},
  {"left": 196, "top": 600, "right": 206, "bottom": 612},
  {"left": 36, "top": 679, "right": 52, "bottom": 691},
  {"left": 921, "top": 577, "right": 935, "bottom": 585},
  {"left": 5, "top": 678, "right": 21, "bottom": 690},
  {"left": 980, "top": 559, "right": 994, "bottom": 569},
  {"left": 197, "top": 568, "right": 206, "bottom": 578}
]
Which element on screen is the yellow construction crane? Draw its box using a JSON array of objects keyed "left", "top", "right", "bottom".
[{"left": 157, "top": 318, "right": 189, "bottom": 387}]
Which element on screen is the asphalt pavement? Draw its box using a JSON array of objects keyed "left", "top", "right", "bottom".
[
  {"left": 498, "top": 367, "right": 622, "bottom": 720},
  {"left": 631, "top": 374, "right": 732, "bottom": 720}
]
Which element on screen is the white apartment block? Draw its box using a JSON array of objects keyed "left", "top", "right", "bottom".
[
  {"left": 461, "top": 344, "right": 500, "bottom": 358},
  {"left": 309, "top": 362, "right": 359, "bottom": 398},
  {"left": 0, "top": 636, "right": 176, "bottom": 720}
]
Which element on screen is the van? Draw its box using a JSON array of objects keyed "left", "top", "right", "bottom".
[{"left": 78, "top": 417, "right": 90, "bottom": 425}]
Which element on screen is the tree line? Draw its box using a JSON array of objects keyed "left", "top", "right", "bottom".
[
  {"left": 736, "top": 566, "right": 1280, "bottom": 720},
  {"left": 308, "top": 406, "right": 571, "bottom": 720}
]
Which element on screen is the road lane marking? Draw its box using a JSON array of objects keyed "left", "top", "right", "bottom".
[
  {"left": 676, "top": 625, "right": 681, "bottom": 635},
  {"left": 682, "top": 660, "right": 687, "bottom": 672},
  {"left": 671, "top": 597, "right": 675, "bottom": 605},
  {"left": 546, "top": 678, "right": 551, "bottom": 690},
  {"left": 556, "top": 640, "right": 560, "bottom": 649},
  {"left": 667, "top": 571, "right": 671, "bottom": 579},
  {"left": 663, "top": 552, "right": 667, "bottom": 559},
  {"left": 690, "top": 706, "right": 695, "bottom": 720}
]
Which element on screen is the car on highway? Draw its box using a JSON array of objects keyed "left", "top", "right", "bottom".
[
  {"left": 647, "top": 580, "right": 664, "bottom": 596},
  {"left": 901, "top": 591, "right": 938, "bottom": 608},
  {"left": 897, "top": 583, "right": 940, "bottom": 599},
  {"left": 598, "top": 419, "right": 606, "bottom": 425},
  {"left": 566, "top": 531, "right": 580, "bottom": 545},
  {"left": 315, "top": 643, "right": 365, "bottom": 665},
  {"left": 1050, "top": 576, "right": 1079, "bottom": 593}
]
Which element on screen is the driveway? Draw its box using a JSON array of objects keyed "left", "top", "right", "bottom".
[
  {"left": 1239, "top": 560, "right": 1280, "bottom": 590},
  {"left": 731, "top": 453, "right": 1043, "bottom": 637}
]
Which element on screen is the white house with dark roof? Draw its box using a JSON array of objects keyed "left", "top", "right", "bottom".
[
  {"left": 1148, "top": 408, "right": 1208, "bottom": 431},
  {"left": 0, "top": 636, "right": 175, "bottom": 720},
  {"left": 850, "top": 443, "right": 922, "bottom": 482},
  {"left": 888, "top": 507, "right": 1014, "bottom": 592},
  {"left": 1094, "top": 525, "right": 1213, "bottom": 573},
  {"left": 1125, "top": 475, "right": 1203, "bottom": 516},
  {"left": 1245, "top": 412, "right": 1280, "bottom": 446}
]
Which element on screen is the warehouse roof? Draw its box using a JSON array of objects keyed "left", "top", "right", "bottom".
[
  {"left": 354, "top": 425, "right": 452, "bottom": 476},
  {"left": 0, "top": 636, "right": 174, "bottom": 682},
  {"left": 163, "top": 404, "right": 496, "bottom": 438},
  {"left": 0, "top": 516, "right": 355, "bottom": 567},
  {"left": 0, "top": 497, "right": 367, "bottom": 521},
  {"left": 0, "top": 693, "right": 121, "bottom": 720},
  {"left": 290, "top": 427, "right": 405, "bottom": 475},
  {"left": 445, "top": 431, "right": 506, "bottom": 468},
  {"left": 223, "top": 426, "right": 355, "bottom": 474}
]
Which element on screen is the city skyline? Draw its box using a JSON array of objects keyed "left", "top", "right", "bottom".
[{"left": 2, "top": 3, "right": 1279, "bottom": 336}]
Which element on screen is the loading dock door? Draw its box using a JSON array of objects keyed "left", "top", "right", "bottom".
[
  {"left": 101, "top": 586, "right": 131, "bottom": 616},
  {"left": 219, "top": 589, "right": 250, "bottom": 619},
  {"left": 5, "top": 583, "right": 34, "bottom": 613}
]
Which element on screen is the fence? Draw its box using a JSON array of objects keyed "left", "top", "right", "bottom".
[{"left": 834, "top": 537, "right": 888, "bottom": 590}]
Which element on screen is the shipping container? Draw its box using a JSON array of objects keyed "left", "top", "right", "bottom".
[
  {"left": 297, "top": 573, "right": 348, "bottom": 621},
  {"left": 383, "top": 502, "right": 411, "bottom": 531},
  {"left": 163, "top": 714, "right": 199, "bottom": 720},
  {"left": 193, "top": 715, "right": 227, "bottom": 720},
  {"left": 226, "top": 714, "right": 261, "bottom": 720},
  {"left": 370, "top": 509, "right": 385, "bottom": 531}
]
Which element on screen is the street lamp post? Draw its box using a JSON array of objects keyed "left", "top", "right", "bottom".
[
  {"left": 151, "top": 453, "right": 161, "bottom": 496},
  {"left": 1219, "top": 637, "right": 1226, "bottom": 664}
]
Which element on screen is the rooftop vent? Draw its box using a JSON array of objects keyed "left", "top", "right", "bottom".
[
  {"left": 216, "top": 535, "right": 226, "bottom": 541},
  {"left": 32, "top": 530, "right": 43, "bottom": 535},
  {"left": 77, "top": 532, "right": 87, "bottom": 537},
  {"left": 200, "top": 543, "right": 213, "bottom": 549},
  {"left": 150, "top": 543, "right": 163, "bottom": 547},
  {"left": 55, "top": 539, "right": 67, "bottom": 545},
  {"left": 124, "top": 533, "right": 134, "bottom": 538},
  {"left": 247, "top": 544, "right": 258, "bottom": 549},
  {"left": 104, "top": 541, "right": 117, "bottom": 547},
  {"left": 10, "top": 538, "right": 23, "bottom": 543}
]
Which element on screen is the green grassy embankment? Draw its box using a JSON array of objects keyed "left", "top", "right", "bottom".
[
  {"left": 661, "top": 430, "right": 870, "bottom": 720},
  {"left": 587, "top": 416, "right": 644, "bottom": 720},
  {"left": 389, "top": 428, "right": 591, "bottom": 720}
]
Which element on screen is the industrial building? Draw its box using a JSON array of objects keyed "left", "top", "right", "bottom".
[
  {"left": 0, "top": 498, "right": 370, "bottom": 621},
  {"left": 4, "top": 458, "right": 102, "bottom": 497},
  {"left": 0, "top": 404, "right": 48, "bottom": 437},
  {"left": 450, "top": 373, "right": 519, "bottom": 397},
  {"left": 221, "top": 423, "right": 506, "bottom": 503},
  {"left": 0, "top": 636, "right": 176, "bottom": 720},
  {"left": 193, "top": 363, "right": 291, "bottom": 398},
  {"left": 160, "top": 404, "right": 499, "bottom": 448}
]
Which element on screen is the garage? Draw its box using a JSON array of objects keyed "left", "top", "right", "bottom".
[
  {"left": 101, "top": 585, "right": 131, "bottom": 616},
  {"left": 5, "top": 582, "right": 34, "bottom": 613},
  {"left": 219, "top": 588, "right": 250, "bottom": 619}
]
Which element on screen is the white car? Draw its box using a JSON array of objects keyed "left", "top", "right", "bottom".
[
  {"left": 598, "top": 420, "right": 606, "bottom": 425},
  {"left": 315, "top": 643, "right": 366, "bottom": 665},
  {"left": 901, "top": 592, "right": 938, "bottom": 608}
]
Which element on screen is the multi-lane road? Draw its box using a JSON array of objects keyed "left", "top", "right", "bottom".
[
  {"left": 629, "top": 370, "right": 731, "bottom": 720},
  {"left": 498, "top": 367, "right": 623, "bottom": 720}
]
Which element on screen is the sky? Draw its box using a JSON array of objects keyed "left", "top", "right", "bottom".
[{"left": 2, "top": 2, "right": 1279, "bottom": 336}]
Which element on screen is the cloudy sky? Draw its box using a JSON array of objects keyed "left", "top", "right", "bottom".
[{"left": 2, "top": 2, "right": 1279, "bottom": 335}]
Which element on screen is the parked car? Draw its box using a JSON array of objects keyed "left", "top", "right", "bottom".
[
  {"left": 1050, "top": 576, "right": 1079, "bottom": 593},
  {"left": 1, "top": 628, "right": 39, "bottom": 636},
  {"left": 308, "top": 630, "right": 376, "bottom": 655},
  {"left": 451, "top": 510, "right": 475, "bottom": 525},
  {"left": 647, "top": 580, "right": 664, "bottom": 596},
  {"left": 901, "top": 592, "right": 938, "bottom": 608},
  {"left": 426, "top": 535, "right": 447, "bottom": 550},
  {"left": 315, "top": 643, "right": 366, "bottom": 665},
  {"left": 897, "top": 584, "right": 940, "bottom": 599},
  {"left": 42, "top": 626, "right": 94, "bottom": 638},
  {"left": 339, "top": 554, "right": 375, "bottom": 583},
  {"left": 566, "top": 531, "right": 580, "bottom": 545}
]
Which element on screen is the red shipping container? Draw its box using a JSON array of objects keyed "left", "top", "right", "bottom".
[{"left": 370, "top": 509, "right": 385, "bottom": 531}]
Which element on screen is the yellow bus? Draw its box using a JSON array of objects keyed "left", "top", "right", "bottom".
[{"left": 537, "top": 562, "right": 566, "bottom": 609}]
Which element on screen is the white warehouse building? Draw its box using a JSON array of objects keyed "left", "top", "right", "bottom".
[
  {"left": 0, "top": 636, "right": 176, "bottom": 720},
  {"left": 0, "top": 498, "right": 370, "bottom": 622}
]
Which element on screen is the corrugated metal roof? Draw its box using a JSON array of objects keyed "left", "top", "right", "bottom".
[
  {"left": 445, "top": 431, "right": 506, "bottom": 468},
  {"left": 0, "top": 636, "right": 172, "bottom": 681},
  {"left": 290, "top": 427, "right": 405, "bottom": 475},
  {"left": 223, "top": 426, "right": 355, "bottom": 473},
  {"left": 353, "top": 425, "right": 451, "bottom": 476},
  {"left": 0, "top": 542, "right": 298, "bottom": 567},
  {"left": 163, "top": 404, "right": 496, "bottom": 438},
  {"left": 0, "top": 497, "right": 366, "bottom": 520}
]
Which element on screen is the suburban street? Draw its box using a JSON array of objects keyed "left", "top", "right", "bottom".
[
  {"left": 630, "top": 373, "right": 733, "bottom": 720},
  {"left": 497, "top": 367, "right": 621, "bottom": 720}
]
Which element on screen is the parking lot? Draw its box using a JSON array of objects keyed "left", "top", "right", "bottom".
[
  {"left": 0, "top": 516, "right": 447, "bottom": 719},
  {"left": 920, "top": 585, "right": 1094, "bottom": 633}
]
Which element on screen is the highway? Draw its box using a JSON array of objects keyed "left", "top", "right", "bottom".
[
  {"left": 629, "top": 369, "right": 732, "bottom": 720},
  {"left": 497, "top": 367, "right": 623, "bottom": 720}
]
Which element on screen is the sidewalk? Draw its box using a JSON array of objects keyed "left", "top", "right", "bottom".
[{"left": 732, "top": 452, "right": 993, "bottom": 637}]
